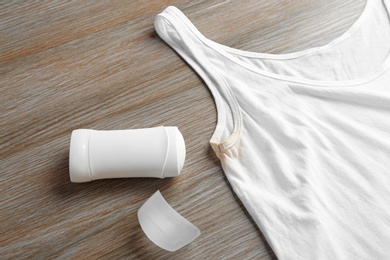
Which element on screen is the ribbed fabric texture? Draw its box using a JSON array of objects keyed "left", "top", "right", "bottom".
[{"left": 155, "top": 1, "right": 390, "bottom": 259}]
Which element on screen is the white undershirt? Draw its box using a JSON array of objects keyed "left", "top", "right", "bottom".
[{"left": 155, "top": 1, "right": 390, "bottom": 259}]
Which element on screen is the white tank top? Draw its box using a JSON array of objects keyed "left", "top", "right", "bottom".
[{"left": 155, "top": 1, "right": 390, "bottom": 259}]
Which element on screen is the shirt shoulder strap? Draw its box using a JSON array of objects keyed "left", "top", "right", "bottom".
[{"left": 154, "top": 6, "right": 242, "bottom": 156}]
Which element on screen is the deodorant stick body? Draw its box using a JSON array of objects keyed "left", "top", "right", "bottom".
[{"left": 69, "top": 126, "right": 186, "bottom": 182}]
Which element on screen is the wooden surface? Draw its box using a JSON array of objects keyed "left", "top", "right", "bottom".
[{"left": 1, "top": 1, "right": 365, "bottom": 259}]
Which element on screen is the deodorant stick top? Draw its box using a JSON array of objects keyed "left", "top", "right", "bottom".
[{"left": 69, "top": 126, "right": 186, "bottom": 182}]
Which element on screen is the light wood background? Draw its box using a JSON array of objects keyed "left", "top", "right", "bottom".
[{"left": 1, "top": 1, "right": 365, "bottom": 259}]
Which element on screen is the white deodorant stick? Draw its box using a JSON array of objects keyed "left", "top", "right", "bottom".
[{"left": 69, "top": 126, "right": 186, "bottom": 182}]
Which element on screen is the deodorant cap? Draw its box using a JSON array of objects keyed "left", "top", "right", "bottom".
[
  {"left": 69, "top": 129, "right": 92, "bottom": 183},
  {"left": 138, "top": 190, "right": 201, "bottom": 252},
  {"left": 69, "top": 127, "right": 186, "bottom": 182},
  {"left": 163, "top": 126, "right": 186, "bottom": 177}
]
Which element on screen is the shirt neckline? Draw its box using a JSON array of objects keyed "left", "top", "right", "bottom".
[{"left": 167, "top": 1, "right": 390, "bottom": 87}]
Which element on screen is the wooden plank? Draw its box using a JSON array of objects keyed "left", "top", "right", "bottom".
[{"left": 0, "top": 0, "right": 365, "bottom": 258}]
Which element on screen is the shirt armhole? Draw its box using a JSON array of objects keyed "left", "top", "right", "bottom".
[{"left": 155, "top": 9, "right": 242, "bottom": 157}]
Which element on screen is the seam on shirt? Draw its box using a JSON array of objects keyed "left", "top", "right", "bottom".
[
  {"left": 161, "top": 3, "right": 390, "bottom": 88},
  {"left": 155, "top": 10, "right": 243, "bottom": 155}
]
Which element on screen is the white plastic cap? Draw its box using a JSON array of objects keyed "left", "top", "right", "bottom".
[
  {"left": 162, "top": 127, "right": 186, "bottom": 177},
  {"left": 138, "top": 190, "right": 201, "bottom": 252},
  {"left": 69, "top": 129, "right": 92, "bottom": 182}
]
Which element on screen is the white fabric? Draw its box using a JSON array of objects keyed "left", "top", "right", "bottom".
[{"left": 154, "top": 1, "right": 390, "bottom": 259}]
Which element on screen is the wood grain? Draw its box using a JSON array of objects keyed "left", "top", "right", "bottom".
[{"left": 0, "top": 1, "right": 365, "bottom": 259}]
